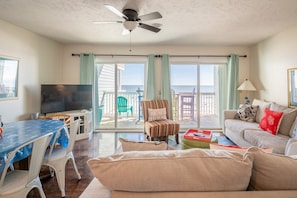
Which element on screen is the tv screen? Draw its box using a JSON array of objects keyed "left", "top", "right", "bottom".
[{"left": 41, "top": 84, "right": 92, "bottom": 114}]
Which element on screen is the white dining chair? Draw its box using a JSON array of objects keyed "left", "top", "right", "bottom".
[
  {"left": 0, "top": 133, "right": 53, "bottom": 198},
  {"left": 42, "top": 119, "right": 81, "bottom": 197}
]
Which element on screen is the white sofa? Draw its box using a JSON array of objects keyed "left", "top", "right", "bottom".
[
  {"left": 224, "top": 99, "right": 297, "bottom": 155},
  {"left": 80, "top": 147, "right": 297, "bottom": 198}
]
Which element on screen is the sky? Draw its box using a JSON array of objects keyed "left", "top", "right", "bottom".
[{"left": 121, "top": 63, "right": 214, "bottom": 86}]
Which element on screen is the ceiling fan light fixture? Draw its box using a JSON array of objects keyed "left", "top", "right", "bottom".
[{"left": 123, "top": 21, "right": 137, "bottom": 31}]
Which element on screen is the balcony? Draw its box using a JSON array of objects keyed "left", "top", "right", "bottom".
[{"left": 96, "top": 91, "right": 220, "bottom": 130}]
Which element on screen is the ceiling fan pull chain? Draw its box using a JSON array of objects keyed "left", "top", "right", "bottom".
[{"left": 129, "top": 31, "right": 132, "bottom": 52}]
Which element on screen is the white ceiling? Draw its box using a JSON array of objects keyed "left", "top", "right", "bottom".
[{"left": 0, "top": 0, "right": 297, "bottom": 46}]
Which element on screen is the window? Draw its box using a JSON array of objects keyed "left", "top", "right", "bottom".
[
  {"left": 95, "top": 62, "right": 144, "bottom": 130},
  {"left": 171, "top": 63, "right": 221, "bottom": 129}
]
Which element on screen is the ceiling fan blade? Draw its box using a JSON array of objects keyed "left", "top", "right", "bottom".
[
  {"left": 92, "top": 20, "right": 123, "bottom": 24},
  {"left": 104, "top": 4, "right": 128, "bottom": 20},
  {"left": 139, "top": 12, "right": 162, "bottom": 21},
  {"left": 139, "top": 23, "right": 161, "bottom": 33},
  {"left": 122, "top": 29, "right": 130, "bottom": 35}
]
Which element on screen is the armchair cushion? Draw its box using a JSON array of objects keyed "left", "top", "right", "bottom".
[
  {"left": 144, "top": 119, "right": 179, "bottom": 138},
  {"left": 148, "top": 108, "right": 167, "bottom": 121}
]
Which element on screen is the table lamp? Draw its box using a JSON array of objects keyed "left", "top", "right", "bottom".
[{"left": 237, "top": 79, "right": 256, "bottom": 104}]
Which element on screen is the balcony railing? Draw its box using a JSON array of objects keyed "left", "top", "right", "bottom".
[{"left": 100, "top": 91, "right": 216, "bottom": 119}]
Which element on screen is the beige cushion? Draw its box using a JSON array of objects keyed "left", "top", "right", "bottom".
[
  {"left": 119, "top": 138, "right": 168, "bottom": 151},
  {"left": 252, "top": 99, "right": 271, "bottom": 123},
  {"left": 210, "top": 144, "right": 273, "bottom": 154},
  {"left": 290, "top": 118, "right": 297, "bottom": 138},
  {"left": 247, "top": 147, "right": 297, "bottom": 190},
  {"left": 270, "top": 102, "right": 297, "bottom": 136},
  {"left": 148, "top": 108, "right": 167, "bottom": 121},
  {"left": 87, "top": 149, "right": 253, "bottom": 192}
]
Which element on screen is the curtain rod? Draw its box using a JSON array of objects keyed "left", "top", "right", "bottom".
[{"left": 71, "top": 53, "right": 247, "bottom": 58}]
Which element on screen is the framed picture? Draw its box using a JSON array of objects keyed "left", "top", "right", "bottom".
[
  {"left": 288, "top": 68, "right": 297, "bottom": 108},
  {"left": 0, "top": 56, "right": 19, "bottom": 100}
]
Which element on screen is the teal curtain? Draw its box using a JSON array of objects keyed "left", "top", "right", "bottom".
[
  {"left": 218, "top": 64, "right": 228, "bottom": 126},
  {"left": 226, "top": 54, "right": 240, "bottom": 109},
  {"left": 80, "top": 54, "right": 94, "bottom": 84},
  {"left": 161, "top": 54, "right": 173, "bottom": 119},
  {"left": 80, "top": 54, "right": 99, "bottom": 129},
  {"left": 145, "top": 54, "right": 156, "bottom": 99}
]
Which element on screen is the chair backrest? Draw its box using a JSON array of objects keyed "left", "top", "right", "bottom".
[
  {"left": 0, "top": 133, "right": 53, "bottom": 187},
  {"left": 141, "top": 100, "right": 170, "bottom": 122},
  {"left": 47, "top": 120, "right": 80, "bottom": 160},
  {"left": 117, "top": 96, "right": 128, "bottom": 110},
  {"left": 67, "top": 120, "right": 80, "bottom": 153}
]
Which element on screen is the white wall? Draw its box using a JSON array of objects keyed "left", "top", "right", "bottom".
[
  {"left": 0, "top": 19, "right": 63, "bottom": 122},
  {"left": 62, "top": 44, "right": 250, "bottom": 100},
  {"left": 250, "top": 25, "right": 297, "bottom": 106},
  {"left": 0, "top": 19, "right": 252, "bottom": 122}
]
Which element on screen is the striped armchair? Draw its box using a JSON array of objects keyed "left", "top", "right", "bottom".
[{"left": 141, "top": 100, "right": 180, "bottom": 144}]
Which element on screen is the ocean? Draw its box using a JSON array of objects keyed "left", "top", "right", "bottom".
[{"left": 121, "top": 85, "right": 214, "bottom": 93}]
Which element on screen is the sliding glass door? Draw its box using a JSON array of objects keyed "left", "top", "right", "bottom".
[
  {"left": 171, "top": 63, "right": 221, "bottom": 130},
  {"left": 95, "top": 62, "right": 144, "bottom": 130}
]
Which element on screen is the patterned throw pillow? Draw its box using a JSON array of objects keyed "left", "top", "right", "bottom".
[
  {"left": 259, "top": 108, "right": 284, "bottom": 135},
  {"left": 148, "top": 108, "right": 167, "bottom": 121},
  {"left": 235, "top": 104, "right": 259, "bottom": 122}
]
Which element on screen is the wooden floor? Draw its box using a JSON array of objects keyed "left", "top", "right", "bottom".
[{"left": 28, "top": 133, "right": 101, "bottom": 198}]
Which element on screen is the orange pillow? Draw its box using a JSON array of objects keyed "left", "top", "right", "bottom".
[{"left": 259, "top": 108, "right": 284, "bottom": 135}]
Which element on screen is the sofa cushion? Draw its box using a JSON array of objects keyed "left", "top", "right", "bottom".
[
  {"left": 247, "top": 147, "right": 297, "bottom": 190},
  {"left": 87, "top": 149, "right": 253, "bottom": 192},
  {"left": 259, "top": 108, "right": 283, "bottom": 135},
  {"left": 244, "top": 130, "right": 290, "bottom": 154},
  {"left": 290, "top": 118, "right": 297, "bottom": 138},
  {"left": 118, "top": 138, "right": 168, "bottom": 152},
  {"left": 235, "top": 104, "right": 258, "bottom": 122},
  {"left": 225, "top": 119, "right": 259, "bottom": 135},
  {"left": 270, "top": 102, "right": 297, "bottom": 136},
  {"left": 252, "top": 99, "right": 271, "bottom": 123}
]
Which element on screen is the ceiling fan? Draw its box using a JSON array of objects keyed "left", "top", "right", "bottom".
[{"left": 93, "top": 4, "right": 162, "bottom": 35}]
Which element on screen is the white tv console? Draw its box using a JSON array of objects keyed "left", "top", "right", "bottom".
[{"left": 45, "top": 110, "right": 93, "bottom": 141}]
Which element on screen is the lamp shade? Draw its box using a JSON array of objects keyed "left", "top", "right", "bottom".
[{"left": 237, "top": 79, "right": 256, "bottom": 91}]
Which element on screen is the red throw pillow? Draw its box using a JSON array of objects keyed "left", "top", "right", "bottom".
[{"left": 259, "top": 108, "right": 284, "bottom": 135}]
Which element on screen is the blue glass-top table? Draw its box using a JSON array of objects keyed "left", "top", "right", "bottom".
[{"left": 0, "top": 119, "right": 68, "bottom": 172}]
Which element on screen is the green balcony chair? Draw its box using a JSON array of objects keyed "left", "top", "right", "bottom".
[{"left": 117, "top": 96, "right": 133, "bottom": 118}]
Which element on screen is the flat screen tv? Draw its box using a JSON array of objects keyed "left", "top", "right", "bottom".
[{"left": 41, "top": 84, "right": 92, "bottom": 114}]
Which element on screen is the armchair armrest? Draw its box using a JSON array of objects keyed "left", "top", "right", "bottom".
[
  {"left": 285, "top": 138, "right": 297, "bottom": 156},
  {"left": 223, "top": 110, "right": 237, "bottom": 120}
]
